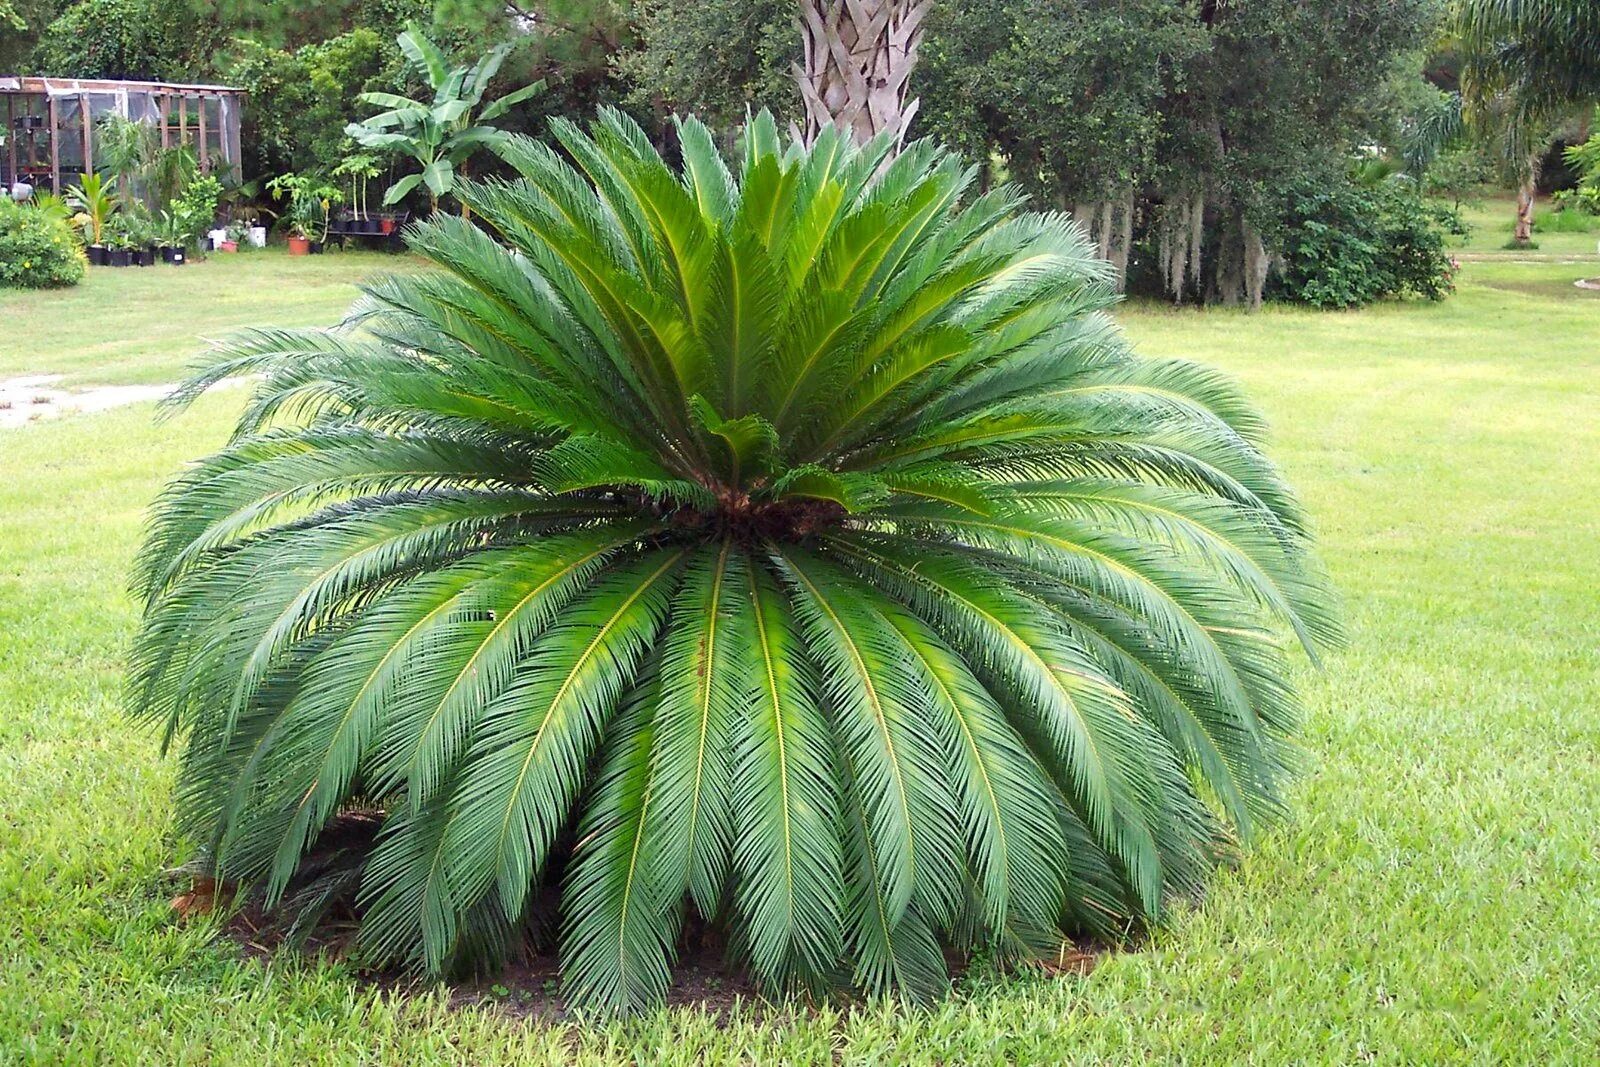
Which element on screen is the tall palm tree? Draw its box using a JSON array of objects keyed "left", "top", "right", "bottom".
[
  {"left": 1457, "top": 0, "right": 1600, "bottom": 242},
  {"left": 133, "top": 110, "right": 1335, "bottom": 1013},
  {"left": 795, "top": 0, "right": 929, "bottom": 148}
]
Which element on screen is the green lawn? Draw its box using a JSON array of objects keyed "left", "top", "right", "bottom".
[
  {"left": 2, "top": 251, "right": 1598, "bottom": 1063},
  {"left": 1454, "top": 194, "right": 1600, "bottom": 259},
  {"left": 0, "top": 247, "right": 415, "bottom": 388}
]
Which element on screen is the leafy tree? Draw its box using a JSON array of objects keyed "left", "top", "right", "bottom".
[
  {"left": 229, "top": 30, "right": 395, "bottom": 182},
  {"left": 622, "top": 0, "right": 1442, "bottom": 306},
  {"left": 0, "top": 0, "right": 64, "bottom": 70},
  {"left": 919, "top": 0, "right": 1205, "bottom": 205},
  {"left": 29, "top": 0, "right": 222, "bottom": 81},
  {"left": 344, "top": 25, "right": 545, "bottom": 212},
  {"left": 134, "top": 111, "right": 1334, "bottom": 1011},
  {"left": 619, "top": 0, "right": 795, "bottom": 131}
]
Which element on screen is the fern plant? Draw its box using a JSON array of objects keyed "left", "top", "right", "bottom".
[{"left": 133, "top": 110, "right": 1336, "bottom": 1012}]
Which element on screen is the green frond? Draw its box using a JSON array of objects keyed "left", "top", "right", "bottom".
[{"left": 133, "top": 110, "right": 1333, "bottom": 1012}]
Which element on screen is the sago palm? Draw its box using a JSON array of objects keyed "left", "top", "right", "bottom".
[{"left": 132, "top": 109, "right": 1336, "bottom": 1012}]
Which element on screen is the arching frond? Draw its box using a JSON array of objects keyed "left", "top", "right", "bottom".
[{"left": 133, "top": 110, "right": 1332, "bottom": 1012}]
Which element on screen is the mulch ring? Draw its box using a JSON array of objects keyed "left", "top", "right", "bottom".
[{"left": 169, "top": 812, "right": 1102, "bottom": 1023}]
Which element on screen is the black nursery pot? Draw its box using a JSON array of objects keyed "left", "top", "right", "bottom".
[
  {"left": 138, "top": 248, "right": 155, "bottom": 267},
  {"left": 108, "top": 249, "right": 129, "bottom": 267},
  {"left": 87, "top": 244, "right": 106, "bottom": 266},
  {"left": 309, "top": 241, "right": 323, "bottom": 254}
]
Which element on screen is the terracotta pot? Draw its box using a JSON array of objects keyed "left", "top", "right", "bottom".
[
  {"left": 220, "top": 240, "right": 239, "bottom": 253},
  {"left": 379, "top": 217, "right": 395, "bottom": 234},
  {"left": 287, "top": 235, "right": 311, "bottom": 256}
]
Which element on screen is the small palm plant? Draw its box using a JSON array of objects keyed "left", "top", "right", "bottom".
[
  {"left": 133, "top": 110, "right": 1336, "bottom": 1012},
  {"left": 67, "top": 172, "right": 117, "bottom": 247}
]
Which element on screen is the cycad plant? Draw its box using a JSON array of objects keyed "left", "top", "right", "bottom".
[{"left": 133, "top": 110, "right": 1335, "bottom": 1012}]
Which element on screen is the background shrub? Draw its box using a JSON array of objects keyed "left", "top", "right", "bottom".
[
  {"left": 1271, "top": 179, "right": 1460, "bottom": 308},
  {"left": 0, "top": 198, "right": 87, "bottom": 289}
]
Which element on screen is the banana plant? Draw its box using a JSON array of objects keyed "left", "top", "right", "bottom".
[
  {"left": 66, "top": 172, "right": 118, "bottom": 247},
  {"left": 344, "top": 25, "right": 544, "bottom": 214}
]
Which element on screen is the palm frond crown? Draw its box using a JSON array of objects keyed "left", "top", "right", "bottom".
[{"left": 132, "top": 109, "right": 1337, "bottom": 1012}]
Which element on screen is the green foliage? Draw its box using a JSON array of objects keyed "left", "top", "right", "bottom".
[
  {"left": 1557, "top": 120, "right": 1600, "bottom": 216},
  {"left": 1424, "top": 143, "right": 1496, "bottom": 208},
  {"left": 133, "top": 113, "right": 1335, "bottom": 1012},
  {"left": 619, "top": 0, "right": 794, "bottom": 129},
  {"left": 267, "top": 172, "right": 342, "bottom": 239},
  {"left": 1272, "top": 178, "right": 1460, "bottom": 308},
  {"left": 29, "top": 0, "right": 221, "bottom": 81},
  {"left": 1531, "top": 206, "right": 1600, "bottom": 232},
  {"left": 66, "top": 171, "right": 117, "bottom": 246},
  {"left": 918, "top": 0, "right": 1207, "bottom": 203},
  {"left": 228, "top": 30, "right": 396, "bottom": 183},
  {"left": 344, "top": 24, "right": 545, "bottom": 211},
  {"left": 170, "top": 174, "right": 223, "bottom": 244},
  {"left": 0, "top": 197, "right": 87, "bottom": 288},
  {"left": 1458, "top": 0, "right": 1600, "bottom": 123}
]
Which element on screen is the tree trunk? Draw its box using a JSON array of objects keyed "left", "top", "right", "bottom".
[
  {"left": 1513, "top": 178, "right": 1536, "bottom": 244},
  {"left": 794, "top": 0, "right": 929, "bottom": 149}
]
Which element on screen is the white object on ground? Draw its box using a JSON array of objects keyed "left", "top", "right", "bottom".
[
  {"left": 0, "top": 374, "right": 250, "bottom": 430},
  {"left": 247, "top": 226, "right": 267, "bottom": 248}
]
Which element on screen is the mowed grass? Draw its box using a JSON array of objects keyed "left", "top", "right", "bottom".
[
  {"left": 1, "top": 253, "right": 1598, "bottom": 1063},
  {"left": 0, "top": 247, "right": 416, "bottom": 387},
  {"left": 1454, "top": 194, "right": 1600, "bottom": 260}
]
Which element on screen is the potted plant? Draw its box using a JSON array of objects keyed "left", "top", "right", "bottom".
[
  {"left": 127, "top": 211, "right": 157, "bottom": 266},
  {"left": 67, "top": 173, "right": 117, "bottom": 266},
  {"left": 104, "top": 216, "right": 133, "bottom": 266},
  {"left": 269, "top": 172, "right": 341, "bottom": 256},
  {"left": 157, "top": 210, "right": 188, "bottom": 264},
  {"left": 173, "top": 174, "right": 222, "bottom": 257},
  {"left": 221, "top": 222, "right": 245, "bottom": 253},
  {"left": 333, "top": 152, "right": 381, "bottom": 233}
]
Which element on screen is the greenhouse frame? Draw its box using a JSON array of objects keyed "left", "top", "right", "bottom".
[{"left": 1, "top": 76, "right": 244, "bottom": 194}]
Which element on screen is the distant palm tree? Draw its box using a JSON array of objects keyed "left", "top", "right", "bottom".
[
  {"left": 1458, "top": 0, "right": 1600, "bottom": 121},
  {"left": 133, "top": 111, "right": 1335, "bottom": 1013},
  {"left": 795, "top": 0, "right": 929, "bottom": 148},
  {"left": 1457, "top": 0, "right": 1600, "bottom": 242}
]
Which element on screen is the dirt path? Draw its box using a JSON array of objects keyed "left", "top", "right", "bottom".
[{"left": 0, "top": 375, "right": 180, "bottom": 430}]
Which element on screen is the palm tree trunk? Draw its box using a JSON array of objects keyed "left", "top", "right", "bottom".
[
  {"left": 794, "top": 0, "right": 929, "bottom": 149},
  {"left": 1513, "top": 178, "right": 1536, "bottom": 244}
]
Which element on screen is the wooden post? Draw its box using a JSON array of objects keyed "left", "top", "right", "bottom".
[
  {"left": 197, "top": 95, "right": 209, "bottom": 173},
  {"left": 81, "top": 93, "right": 92, "bottom": 178},
  {"left": 159, "top": 94, "right": 169, "bottom": 150},
  {"left": 5, "top": 96, "right": 15, "bottom": 187},
  {"left": 48, "top": 94, "right": 60, "bottom": 193},
  {"left": 179, "top": 96, "right": 189, "bottom": 149}
]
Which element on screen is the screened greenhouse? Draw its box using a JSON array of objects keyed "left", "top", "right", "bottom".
[{"left": 1, "top": 76, "right": 243, "bottom": 194}]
